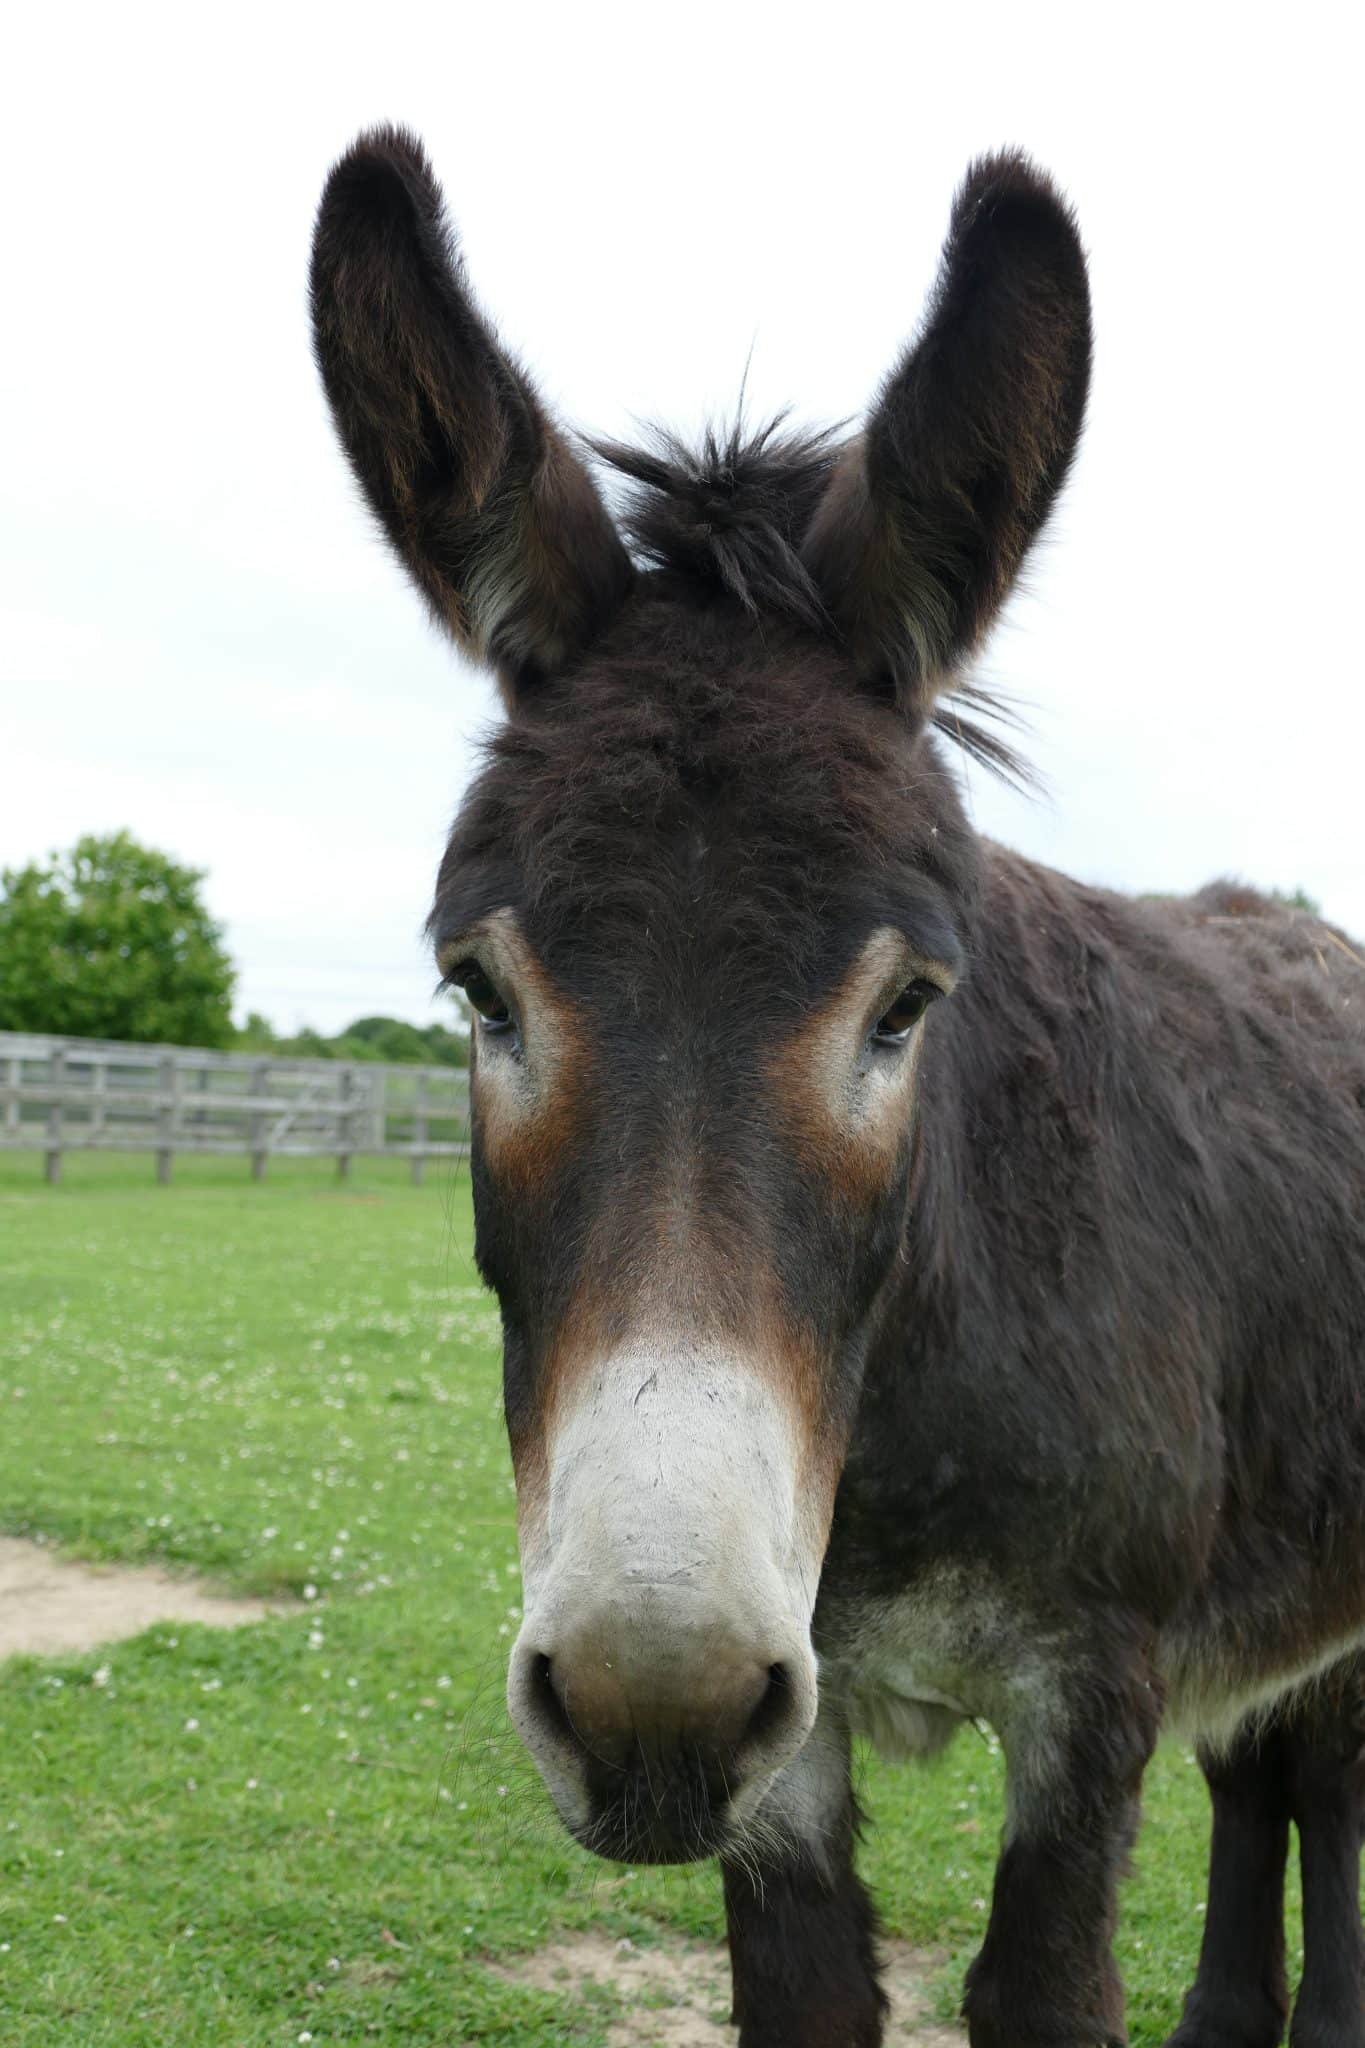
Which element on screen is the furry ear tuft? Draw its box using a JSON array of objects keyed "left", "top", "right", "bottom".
[
  {"left": 310, "top": 126, "right": 631, "bottom": 698},
  {"left": 803, "top": 151, "right": 1091, "bottom": 719}
]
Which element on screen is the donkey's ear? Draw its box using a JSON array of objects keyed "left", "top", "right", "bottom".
[
  {"left": 802, "top": 152, "right": 1090, "bottom": 718},
  {"left": 310, "top": 127, "right": 632, "bottom": 699}
]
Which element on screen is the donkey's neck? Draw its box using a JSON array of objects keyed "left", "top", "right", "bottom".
[{"left": 882, "top": 839, "right": 1116, "bottom": 1360}]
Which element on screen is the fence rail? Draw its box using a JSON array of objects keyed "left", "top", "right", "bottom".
[{"left": 0, "top": 1031, "right": 469, "bottom": 1185}]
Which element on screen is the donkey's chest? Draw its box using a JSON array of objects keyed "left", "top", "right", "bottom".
[
  {"left": 823, "top": 1567, "right": 1065, "bottom": 1760},
  {"left": 828, "top": 1574, "right": 1365, "bottom": 1766}
]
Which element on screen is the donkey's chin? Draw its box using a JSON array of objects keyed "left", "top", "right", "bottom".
[
  {"left": 535, "top": 1741, "right": 796, "bottom": 1867},
  {"left": 571, "top": 1778, "right": 735, "bottom": 1866}
]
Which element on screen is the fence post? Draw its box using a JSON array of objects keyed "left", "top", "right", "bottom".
[
  {"left": 250, "top": 1060, "right": 270, "bottom": 1181},
  {"left": 370, "top": 1066, "right": 385, "bottom": 1152},
  {"left": 411, "top": 1070, "right": 429, "bottom": 1187},
  {"left": 5, "top": 1054, "right": 20, "bottom": 1139},
  {"left": 44, "top": 1045, "right": 65, "bottom": 1185},
  {"left": 337, "top": 1067, "right": 354, "bottom": 1183},
  {"left": 91, "top": 1054, "right": 109, "bottom": 1144},
  {"left": 156, "top": 1054, "right": 177, "bottom": 1185}
]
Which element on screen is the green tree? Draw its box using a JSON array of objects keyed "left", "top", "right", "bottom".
[
  {"left": 0, "top": 832, "right": 236, "bottom": 1046},
  {"left": 342, "top": 1014, "right": 470, "bottom": 1066},
  {"left": 234, "top": 1010, "right": 278, "bottom": 1052},
  {"left": 234, "top": 1007, "right": 470, "bottom": 1066}
]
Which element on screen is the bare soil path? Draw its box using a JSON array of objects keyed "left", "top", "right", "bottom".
[
  {"left": 495, "top": 1929, "right": 964, "bottom": 2046},
  {"left": 0, "top": 1535, "right": 296, "bottom": 1659}
]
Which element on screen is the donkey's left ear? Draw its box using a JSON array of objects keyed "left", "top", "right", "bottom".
[
  {"left": 802, "top": 152, "right": 1091, "bottom": 718},
  {"left": 310, "top": 127, "right": 632, "bottom": 700}
]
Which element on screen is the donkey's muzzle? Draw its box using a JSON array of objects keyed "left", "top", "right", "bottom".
[
  {"left": 505, "top": 1344, "right": 826, "bottom": 1859},
  {"left": 509, "top": 1611, "right": 816, "bottom": 1861}
]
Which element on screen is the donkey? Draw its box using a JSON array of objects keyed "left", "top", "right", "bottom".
[{"left": 310, "top": 129, "right": 1365, "bottom": 2047}]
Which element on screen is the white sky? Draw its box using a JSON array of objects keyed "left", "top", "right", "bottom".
[{"left": 3, "top": 3, "right": 1359, "bottom": 1032}]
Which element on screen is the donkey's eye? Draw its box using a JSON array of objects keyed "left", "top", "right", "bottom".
[
  {"left": 452, "top": 959, "right": 514, "bottom": 1033},
  {"left": 873, "top": 979, "right": 940, "bottom": 1045}
]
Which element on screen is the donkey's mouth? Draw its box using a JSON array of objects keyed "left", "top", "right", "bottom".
[{"left": 570, "top": 1748, "right": 745, "bottom": 1865}]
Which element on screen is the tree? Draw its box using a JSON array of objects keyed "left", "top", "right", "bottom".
[
  {"left": 340, "top": 1014, "right": 470, "bottom": 1066},
  {"left": 0, "top": 832, "right": 236, "bottom": 1046},
  {"left": 232, "top": 1008, "right": 470, "bottom": 1066}
]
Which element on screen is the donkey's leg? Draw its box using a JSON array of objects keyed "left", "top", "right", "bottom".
[
  {"left": 722, "top": 1709, "right": 887, "bottom": 2048},
  {"left": 1284, "top": 1663, "right": 1365, "bottom": 2048},
  {"left": 963, "top": 1634, "right": 1162, "bottom": 2048},
  {"left": 1165, "top": 1720, "right": 1291, "bottom": 2048}
]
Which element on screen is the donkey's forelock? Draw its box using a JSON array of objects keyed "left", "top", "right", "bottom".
[
  {"left": 590, "top": 417, "right": 1038, "bottom": 788},
  {"left": 591, "top": 417, "right": 844, "bottom": 630}
]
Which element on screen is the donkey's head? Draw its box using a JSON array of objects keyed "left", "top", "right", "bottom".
[{"left": 311, "top": 129, "right": 1089, "bottom": 1862}]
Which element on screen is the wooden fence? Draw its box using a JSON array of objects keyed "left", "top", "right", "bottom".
[{"left": 0, "top": 1031, "right": 469, "bottom": 1185}]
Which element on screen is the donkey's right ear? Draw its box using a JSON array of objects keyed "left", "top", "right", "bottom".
[{"left": 310, "top": 127, "right": 632, "bottom": 700}]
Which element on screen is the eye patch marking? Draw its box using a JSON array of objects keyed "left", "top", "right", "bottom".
[
  {"left": 769, "top": 927, "right": 953, "bottom": 1194},
  {"left": 448, "top": 910, "right": 590, "bottom": 1191}
]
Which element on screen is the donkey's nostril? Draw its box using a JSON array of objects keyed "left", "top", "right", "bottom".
[
  {"left": 741, "top": 1661, "right": 800, "bottom": 1758},
  {"left": 529, "top": 1651, "right": 577, "bottom": 1749}
]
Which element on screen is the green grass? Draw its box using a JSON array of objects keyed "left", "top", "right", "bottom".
[{"left": 0, "top": 1152, "right": 1298, "bottom": 2042}]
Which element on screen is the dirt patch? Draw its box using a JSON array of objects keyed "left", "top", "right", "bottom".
[
  {"left": 0, "top": 1536, "right": 297, "bottom": 1660},
  {"left": 494, "top": 1929, "right": 963, "bottom": 2046}
]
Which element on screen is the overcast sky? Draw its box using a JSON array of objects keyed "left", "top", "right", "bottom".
[{"left": 4, "top": 4, "right": 1358, "bottom": 1032}]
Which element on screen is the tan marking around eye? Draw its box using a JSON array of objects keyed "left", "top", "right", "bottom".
[
  {"left": 461, "top": 909, "right": 591, "bottom": 1194},
  {"left": 768, "top": 926, "right": 950, "bottom": 1199}
]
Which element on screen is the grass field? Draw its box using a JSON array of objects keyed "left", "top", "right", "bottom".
[{"left": 0, "top": 1152, "right": 1302, "bottom": 2044}]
